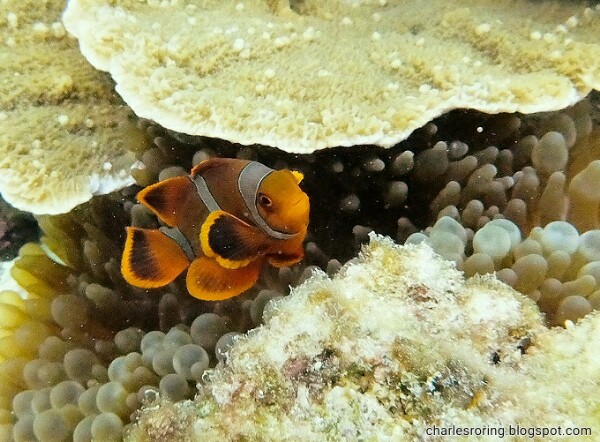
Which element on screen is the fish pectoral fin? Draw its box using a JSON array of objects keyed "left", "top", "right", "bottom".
[
  {"left": 121, "top": 227, "right": 190, "bottom": 288},
  {"left": 137, "top": 175, "right": 195, "bottom": 227},
  {"left": 267, "top": 249, "right": 304, "bottom": 268},
  {"left": 200, "top": 210, "right": 267, "bottom": 269},
  {"left": 186, "top": 257, "right": 262, "bottom": 301}
]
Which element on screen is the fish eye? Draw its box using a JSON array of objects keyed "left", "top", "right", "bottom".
[{"left": 258, "top": 193, "right": 272, "bottom": 207}]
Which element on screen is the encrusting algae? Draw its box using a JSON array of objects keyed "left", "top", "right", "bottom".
[{"left": 128, "top": 236, "right": 600, "bottom": 441}]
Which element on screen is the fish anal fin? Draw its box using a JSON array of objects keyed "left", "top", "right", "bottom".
[
  {"left": 186, "top": 256, "right": 261, "bottom": 301},
  {"left": 137, "top": 175, "right": 196, "bottom": 227},
  {"left": 200, "top": 210, "right": 267, "bottom": 269},
  {"left": 121, "top": 227, "right": 190, "bottom": 288}
]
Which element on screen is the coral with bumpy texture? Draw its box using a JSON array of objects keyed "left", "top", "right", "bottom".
[
  {"left": 128, "top": 235, "right": 600, "bottom": 441},
  {"left": 0, "top": 0, "right": 148, "bottom": 214},
  {"left": 63, "top": 0, "right": 600, "bottom": 152}
]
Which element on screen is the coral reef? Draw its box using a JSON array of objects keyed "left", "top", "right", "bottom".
[
  {"left": 127, "top": 235, "right": 600, "bottom": 441},
  {"left": 0, "top": 0, "right": 149, "bottom": 214},
  {"left": 63, "top": 0, "right": 600, "bottom": 152},
  {"left": 0, "top": 2, "right": 599, "bottom": 440}
]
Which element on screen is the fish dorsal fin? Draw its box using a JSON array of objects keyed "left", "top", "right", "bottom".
[
  {"left": 186, "top": 256, "right": 262, "bottom": 301},
  {"left": 200, "top": 210, "right": 268, "bottom": 269},
  {"left": 137, "top": 175, "right": 198, "bottom": 227},
  {"left": 290, "top": 170, "right": 304, "bottom": 184},
  {"left": 190, "top": 157, "right": 240, "bottom": 176},
  {"left": 121, "top": 227, "right": 190, "bottom": 288},
  {"left": 238, "top": 162, "right": 297, "bottom": 240}
]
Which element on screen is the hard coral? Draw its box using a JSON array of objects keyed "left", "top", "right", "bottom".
[
  {"left": 0, "top": 0, "right": 149, "bottom": 214},
  {"left": 63, "top": 0, "right": 600, "bottom": 152},
  {"left": 128, "top": 235, "right": 600, "bottom": 441}
]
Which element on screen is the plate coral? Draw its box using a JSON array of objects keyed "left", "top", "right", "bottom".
[
  {"left": 0, "top": 0, "right": 149, "bottom": 215},
  {"left": 63, "top": 0, "right": 600, "bottom": 152}
]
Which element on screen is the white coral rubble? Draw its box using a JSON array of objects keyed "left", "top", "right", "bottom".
[{"left": 127, "top": 235, "right": 600, "bottom": 441}]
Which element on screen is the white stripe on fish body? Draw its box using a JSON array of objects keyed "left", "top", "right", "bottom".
[
  {"left": 159, "top": 226, "right": 195, "bottom": 261},
  {"left": 192, "top": 174, "right": 221, "bottom": 213}
]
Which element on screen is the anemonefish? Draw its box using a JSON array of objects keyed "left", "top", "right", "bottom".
[{"left": 121, "top": 158, "right": 310, "bottom": 301}]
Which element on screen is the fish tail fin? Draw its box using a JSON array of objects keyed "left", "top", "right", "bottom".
[
  {"left": 121, "top": 227, "right": 190, "bottom": 288},
  {"left": 137, "top": 175, "right": 195, "bottom": 226}
]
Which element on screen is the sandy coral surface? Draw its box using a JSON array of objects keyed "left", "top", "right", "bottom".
[{"left": 64, "top": 0, "right": 600, "bottom": 152}]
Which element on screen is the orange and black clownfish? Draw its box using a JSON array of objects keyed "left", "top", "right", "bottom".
[{"left": 121, "top": 158, "right": 310, "bottom": 301}]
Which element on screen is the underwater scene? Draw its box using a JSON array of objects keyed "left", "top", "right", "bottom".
[{"left": 1, "top": 0, "right": 600, "bottom": 441}]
